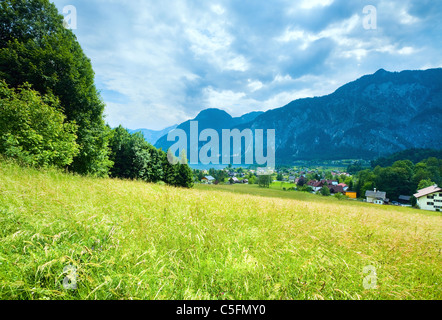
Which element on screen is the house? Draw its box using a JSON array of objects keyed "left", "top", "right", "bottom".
[
  {"left": 338, "top": 183, "right": 349, "bottom": 191},
  {"left": 242, "top": 179, "right": 249, "bottom": 184},
  {"left": 307, "top": 180, "right": 325, "bottom": 192},
  {"left": 327, "top": 180, "right": 339, "bottom": 186},
  {"left": 398, "top": 195, "right": 412, "bottom": 206},
  {"left": 289, "top": 176, "right": 296, "bottom": 183},
  {"left": 365, "top": 189, "right": 388, "bottom": 205},
  {"left": 230, "top": 177, "right": 240, "bottom": 184},
  {"left": 414, "top": 185, "right": 442, "bottom": 212},
  {"left": 202, "top": 176, "right": 216, "bottom": 184},
  {"left": 328, "top": 185, "right": 345, "bottom": 194}
]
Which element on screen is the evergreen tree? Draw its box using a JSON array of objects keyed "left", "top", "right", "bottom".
[{"left": 173, "top": 150, "right": 193, "bottom": 188}]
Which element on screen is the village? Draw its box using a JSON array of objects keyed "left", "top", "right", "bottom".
[{"left": 195, "top": 166, "right": 442, "bottom": 213}]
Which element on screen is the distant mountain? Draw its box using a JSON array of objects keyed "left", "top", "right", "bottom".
[
  {"left": 155, "top": 109, "right": 263, "bottom": 150},
  {"left": 155, "top": 68, "right": 442, "bottom": 165},
  {"left": 128, "top": 125, "right": 178, "bottom": 145}
]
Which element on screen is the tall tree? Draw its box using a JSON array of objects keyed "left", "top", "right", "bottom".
[
  {"left": 108, "top": 126, "right": 164, "bottom": 183},
  {"left": 175, "top": 150, "right": 194, "bottom": 188},
  {"left": 258, "top": 175, "right": 271, "bottom": 188},
  {"left": 0, "top": 0, "right": 112, "bottom": 176}
]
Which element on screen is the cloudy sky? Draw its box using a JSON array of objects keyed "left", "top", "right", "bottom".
[{"left": 52, "top": 0, "right": 442, "bottom": 130}]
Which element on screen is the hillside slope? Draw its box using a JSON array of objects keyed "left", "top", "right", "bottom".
[
  {"left": 156, "top": 68, "right": 442, "bottom": 163},
  {"left": 0, "top": 160, "right": 440, "bottom": 300}
]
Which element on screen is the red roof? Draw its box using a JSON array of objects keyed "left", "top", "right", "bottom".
[
  {"left": 308, "top": 180, "right": 325, "bottom": 188},
  {"left": 329, "top": 185, "right": 345, "bottom": 194}
]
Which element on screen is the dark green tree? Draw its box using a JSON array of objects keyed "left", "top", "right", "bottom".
[
  {"left": 0, "top": 0, "right": 112, "bottom": 176},
  {"left": 108, "top": 127, "right": 164, "bottom": 183},
  {"left": 108, "top": 126, "right": 133, "bottom": 178},
  {"left": 175, "top": 151, "right": 194, "bottom": 188},
  {"left": 417, "top": 179, "right": 436, "bottom": 190},
  {"left": 355, "top": 169, "right": 376, "bottom": 198},
  {"left": 162, "top": 149, "right": 177, "bottom": 186},
  {"left": 258, "top": 175, "right": 271, "bottom": 188},
  {"left": 320, "top": 186, "right": 331, "bottom": 196},
  {"left": 374, "top": 166, "right": 413, "bottom": 201}
]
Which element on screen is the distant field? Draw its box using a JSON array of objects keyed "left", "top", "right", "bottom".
[
  {"left": 0, "top": 160, "right": 441, "bottom": 300},
  {"left": 196, "top": 183, "right": 412, "bottom": 211}
]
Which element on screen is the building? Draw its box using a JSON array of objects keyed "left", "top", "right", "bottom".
[
  {"left": 202, "top": 176, "right": 216, "bottom": 184},
  {"left": 328, "top": 185, "right": 345, "bottom": 194},
  {"left": 230, "top": 177, "right": 240, "bottom": 184},
  {"left": 365, "top": 189, "right": 388, "bottom": 205},
  {"left": 338, "top": 183, "right": 349, "bottom": 191},
  {"left": 345, "top": 191, "right": 357, "bottom": 199},
  {"left": 398, "top": 195, "right": 412, "bottom": 206},
  {"left": 414, "top": 185, "right": 442, "bottom": 211},
  {"left": 307, "top": 180, "right": 325, "bottom": 192}
]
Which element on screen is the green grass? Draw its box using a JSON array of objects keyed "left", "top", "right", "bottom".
[
  {"left": 0, "top": 160, "right": 441, "bottom": 300},
  {"left": 197, "top": 183, "right": 319, "bottom": 202}
]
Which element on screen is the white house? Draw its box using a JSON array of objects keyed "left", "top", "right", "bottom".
[
  {"left": 202, "top": 176, "right": 216, "bottom": 184},
  {"left": 414, "top": 185, "right": 442, "bottom": 212},
  {"left": 365, "top": 189, "right": 388, "bottom": 205}
]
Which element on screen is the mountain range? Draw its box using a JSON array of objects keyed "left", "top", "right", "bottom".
[
  {"left": 128, "top": 125, "right": 178, "bottom": 145},
  {"left": 151, "top": 68, "right": 442, "bottom": 165}
]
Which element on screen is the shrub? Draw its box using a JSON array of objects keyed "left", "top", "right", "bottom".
[
  {"left": 320, "top": 186, "right": 331, "bottom": 196},
  {"left": 0, "top": 81, "right": 79, "bottom": 168}
]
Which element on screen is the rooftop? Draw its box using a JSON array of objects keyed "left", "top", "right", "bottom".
[
  {"left": 414, "top": 185, "right": 442, "bottom": 198},
  {"left": 365, "top": 190, "right": 387, "bottom": 200}
]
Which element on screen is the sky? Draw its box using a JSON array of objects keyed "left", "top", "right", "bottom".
[{"left": 52, "top": 0, "right": 442, "bottom": 130}]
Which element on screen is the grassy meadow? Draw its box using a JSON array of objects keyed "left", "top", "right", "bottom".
[{"left": 0, "top": 160, "right": 441, "bottom": 300}]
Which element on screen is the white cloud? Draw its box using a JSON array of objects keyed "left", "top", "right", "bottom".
[
  {"left": 397, "top": 46, "right": 417, "bottom": 55},
  {"left": 399, "top": 8, "right": 420, "bottom": 24},
  {"left": 50, "top": 0, "right": 441, "bottom": 130},
  {"left": 273, "top": 74, "right": 293, "bottom": 83},
  {"left": 299, "top": 0, "right": 334, "bottom": 10},
  {"left": 247, "top": 79, "right": 264, "bottom": 92},
  {"left": 211, "top": 4, "right": 225, "bottom": 15}
]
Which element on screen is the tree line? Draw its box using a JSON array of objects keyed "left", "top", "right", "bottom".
[
  {"left": 354, "top": 158, "right": 442, "bottom": 201},
  {"left": 0, "top": 0, "right": 193, "bottom": 188}
]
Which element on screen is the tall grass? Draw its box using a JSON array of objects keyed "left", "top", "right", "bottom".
[{"left": 0, "top": 160, "right": 440, "bottom": 300}]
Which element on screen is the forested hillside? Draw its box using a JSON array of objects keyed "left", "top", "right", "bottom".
[{"left": 0, "top": 0, "right": 193, "bottom": 187}]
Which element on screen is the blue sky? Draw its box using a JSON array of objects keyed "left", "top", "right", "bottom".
[{"left": 52, "top": 0, "right": 442, "bottom": 130}]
